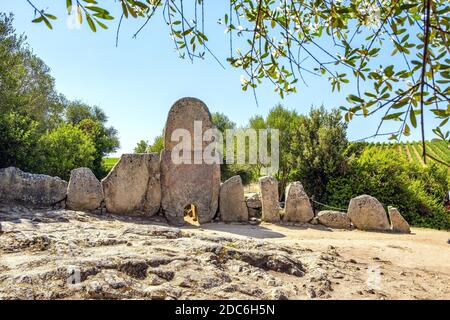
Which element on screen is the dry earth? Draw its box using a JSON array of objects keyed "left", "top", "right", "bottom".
[{"left": 0, "top": 204, "right": 449, "bottom": 300}]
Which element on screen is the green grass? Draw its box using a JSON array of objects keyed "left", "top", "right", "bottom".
[{"left": 103, "top": 157, "right": 119, "bottom": 172}]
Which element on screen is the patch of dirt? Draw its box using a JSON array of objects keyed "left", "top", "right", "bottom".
[{"left": 0, "top": 204, "right": 449, "bottom": 300}]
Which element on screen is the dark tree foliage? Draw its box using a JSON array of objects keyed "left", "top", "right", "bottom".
[
  {"left": 66, "top": 102, "right": 120, "bottom": 178},
  {"left": 0, "top": 14, "right": 119, "bottom": 179}
]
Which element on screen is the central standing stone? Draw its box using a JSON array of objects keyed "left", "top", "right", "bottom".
[{"left": 160, "top": 97, "right": 220, "bottom": 226}]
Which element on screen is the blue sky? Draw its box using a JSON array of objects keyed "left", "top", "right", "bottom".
[{"left": 1, "top": 1, "right": 441, "bottom": 156}]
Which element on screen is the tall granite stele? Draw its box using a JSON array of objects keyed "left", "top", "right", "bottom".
[{"left": 161, "top": 97, "right": 221, "bottom": 226}]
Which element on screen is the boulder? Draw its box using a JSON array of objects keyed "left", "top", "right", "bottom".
[
  {"left": 102, "top": 153, "right": 161, "bottom": 215},
  {"left": 161, "top": 98, "right": 220, "bottom": 226},
  {"left": 219, "top": 175, "right": 248, "bottom": 222},
  {"left": 245, "top": 193, "right": 261, "bottom": 218},
  {"left": 310, "top": 216, "right": 319, "bottom": 225},
  {"left": 0, "top": 167, "right": 67, "bottom": 206},
  {"left": 283, "top": 182, "right": 314, "bottom": 223},
  {"left": 259, "top": 176, "right": 280, "bottom": 222},
  {"left": 245, "top": 193, "right": 262, "bottom": 209},
  {"left": 66, "top": 167, "right": 103, "bottom": 211},
  {"left": 347, "top": 195, "right": 390, "bottom": 231},
  {"left": 317, "top": 210, "right": 352, "bottom": 229},
  {"left": 247, "top": 207, "right": 261, "bottom": 219},
  {"left": 388, "top": 207, "right": 410, "bottom": 233}
]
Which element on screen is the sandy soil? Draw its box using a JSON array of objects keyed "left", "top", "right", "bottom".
[{"left": 0, "top": 204, "right": 449, "bottom": 300}]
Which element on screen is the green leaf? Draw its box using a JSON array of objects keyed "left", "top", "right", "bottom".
[
  {"left": 66, "top": 0, "right": 73, "bottom": 14},
  {"left": 347, "top": 94, "right": 364, "bottom": 103},
  {"left": 43, "top": 17, "right": 53, "bottom": 29},
  {"left": 439, "top": 117, "right": 449, "bottom": 127},
  {"left": 383, "top": 112, "right": 404, "bottom": 120},
  {"left": 44, "top": 14, "right": 57, "bottom": 20},
  {"left": 95, "top": 19, "right": 108, "bottom": 30},
  {"left": 409, "top": 109, "right": 417, "bottom": 128},
  {"left": 86, "top": 14, "right": 96, "bottom": 32},
  {"left": 32, "top": 16, "right": 44, "bottom": 23}
]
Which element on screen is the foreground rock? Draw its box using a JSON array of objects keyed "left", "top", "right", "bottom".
[
  {"left": 317, "top": 211, "right": 352, "bottom": 229},
  {"left": 0, "top": 167, "right": 67, "bottom": 206},
  {"left": 259, "top": 176, "right": 280, "bottom": 222},
  {"left": 161, "top": 98, "right": 220, "bottom": 226},
  {"left": 102, "top": 154, "right": 161, "bottom": 215},
  {"left": 347, "top": 195, "right": 390, "bottom": 231},
  {"left": 0, "top": 204, "right": 448, "bottom": 300},
  {"left": 283, "top": 182, "right": 314, "bottom": 223},
  {"left": 388, "top": 207, "right": 410, "bottom": 233},
  {"left": 66, "top": 168, "right": 103, "bottom": 211},
  {"left": 220, "top": 176, "right": 248, "bottom": 222}
]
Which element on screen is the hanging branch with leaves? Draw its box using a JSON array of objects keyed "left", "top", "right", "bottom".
[{"left": 25, "top": 0, "right": 450, "bottom": 165}]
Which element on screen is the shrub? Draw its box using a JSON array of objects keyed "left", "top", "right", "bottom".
[
  {"left": 70, "top": 107, "right": 120, "bottom": 179},
  {"left": 221, "top": 163, "right": 257, "bottom": 185},
  {"left": 37, "top": 124, "right": 96, "bottom": 180},
  {"left": 327, "top": 147, "right": 450, "bottom": 230},
  {"left": 292, "top": 106, "right": 349, "bottom": 202}
]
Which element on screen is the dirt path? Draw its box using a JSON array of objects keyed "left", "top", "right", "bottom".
[
  {"left": 196, "top": 223, "right": 450, "bottom": 275},
  {"left": 1, "top": 205, "right": 449, "bottom": 300}
]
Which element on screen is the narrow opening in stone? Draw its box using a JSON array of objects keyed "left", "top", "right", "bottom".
[{"left": 183, "top": 203, "right": 200, "bottom": 226}]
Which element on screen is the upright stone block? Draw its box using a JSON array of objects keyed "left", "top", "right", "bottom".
[
  {"left": 102, "top": 153, "right": 161, "bottom": 215},
  {"left": 347, "top": 195, "right": 390, "bottom": 231},
  {"left": 388, "top": 206, "right": 411, "bottom": 233},
  {"left": 220, "top": 175, "right": 248, "bottom": 222},
  {"left": 259, "top": 176, "right": 280, "bottom": 222},
  {"left": 284, "top": 181, "right": 314, "bottom": 223},
  {"left": 66, "top": 167, "right": 103, "bottom": 211}
]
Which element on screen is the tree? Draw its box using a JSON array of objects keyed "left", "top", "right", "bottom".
[
  {"left": 37, "top": 123, "right": 96, "bottom": 180},
  {"left": 0, "top": 13, "right": 64, "bottom": 172},
  {"left": 0, "top": 13, "right": 64, "bottom": 132},
  {"left": 293, "top": 106, "right": 349, "bottom": 203},
  {"left": 23, "top": 1, "right": 450, "bottom": 162},
  {"left": 0, "top": 112, "right": 40, "bottom": 172},
  {"left": 248, "top": 115, "right": 267, "bottom": 176},
  {"left": 134, "top": 133, "right": 164, "bottom": 154},
  {"left": 211, "top": 112, "right": 241, "bottom": 181},
  {"left": 266, "top": 105, "right": 301, "bottom": 197},
  {"left": 148, "top": 134, "right": 164, "bottom": 153},
  {"left": 66, "top": 101, "right": 120, "bottom": 178},
  {"left": 134, "top": 140, "right": 150, "bottom": 153},
  {"left": 0, "top": 14, "right": 119, "bottom": 178},
  {"left": 211, "top": 112, "right": 236, "bottom": 133},
  {"left": 245, "top": 105, "right": 349, "bottom": 200},
  {"left": 77, "top": 118, "right": 120, "bottom": 178}
]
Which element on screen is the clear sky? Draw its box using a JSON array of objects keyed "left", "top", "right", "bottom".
[{"left": 1, "top": 1, "right": 441, "bottom": 156}]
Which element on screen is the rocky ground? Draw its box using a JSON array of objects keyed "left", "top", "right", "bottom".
[{"left": 0, "top": 204, "right": 449, "bottom": 300}]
